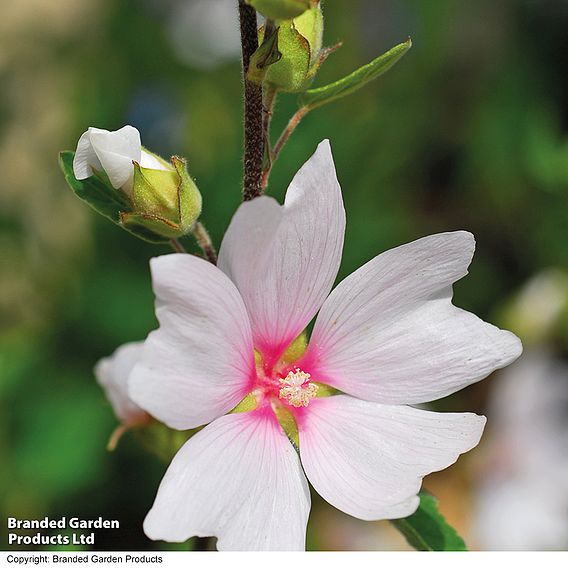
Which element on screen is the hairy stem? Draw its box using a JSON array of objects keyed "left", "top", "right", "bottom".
[
  {"left": 192, "top": 221, "right": 218, "bottom": 265},
  {"left": 239, "top": 0, "right": 264, "bottom": 201}
]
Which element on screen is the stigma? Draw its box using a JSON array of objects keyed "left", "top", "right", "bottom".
[{"left": 278, "top": 368, "right": 319, "bottom": 407}]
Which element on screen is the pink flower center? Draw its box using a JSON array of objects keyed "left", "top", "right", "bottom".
[
  {"left": 278, "top": 369, "right": 319, "bottom": 407},
  {"left": 252, "top": 360, "right": 318, "bottom": 409}
]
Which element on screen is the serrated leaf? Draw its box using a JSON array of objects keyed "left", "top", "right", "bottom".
[
  {"left": 299, "top": 38, "right": 412, "bottom": 110},
  {"left": 391, "top": 491, "right": 467, "bottom": 551}
]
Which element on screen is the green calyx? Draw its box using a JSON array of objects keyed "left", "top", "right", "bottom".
[
  {"left": 249, "top": 2, "right": 325, "bottom": 92},
  {"left": 294, "top": 3, "right": 323, "bottom": 78},
  {"left": 246, "top": 0, "right": 312, "bottom": 21},
  {"left": 121, "top": 154, "right": 202, "bottom": 241}
]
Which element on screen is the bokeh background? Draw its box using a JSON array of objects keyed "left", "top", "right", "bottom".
[{"left": 2, "top": 0, "right": 568, "bottom": 551}]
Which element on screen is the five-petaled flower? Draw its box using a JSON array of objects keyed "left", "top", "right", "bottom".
[{"left": 108, "top": 140, "right": 522, "bottom": 550}]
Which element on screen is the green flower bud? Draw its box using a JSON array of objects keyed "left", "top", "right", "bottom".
[
  {"left": 293, "top": 3, "right": 323, "bottom": 73},
  {"left": 63, "top": 125, "right": 203, "bottom": 243},
  {"left": 246, "top": 0, "right": 311, "bottom": 21},
  {"left": 249, "top": 2, "right": 324, "bottom": 92},
  {"left": 120, "top": 154, "right": 202, "bottom": 240}
]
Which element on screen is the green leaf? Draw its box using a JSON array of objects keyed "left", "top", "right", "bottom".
[
  {"left": 299, "top": 38, "right": 412, "bottom": 110},
  {"left": 391, "top": 491, "right": 467, "bottom": 551},
  {"left": 59, "top": 151, "right": 130, "bottom": 221}
]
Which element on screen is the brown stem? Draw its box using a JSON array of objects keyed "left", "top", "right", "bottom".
[
  {"left": 239, "top": 0, "right": 264, "bottom": 201},
  {"left": 169, "top": 238, "right": 187, "bottom": 253},
  {"left": 261, "top": 106, "right": 310, "bottom": 189},
  {"left": 192, "top": 221, "right": 218, "bottom": 265}
]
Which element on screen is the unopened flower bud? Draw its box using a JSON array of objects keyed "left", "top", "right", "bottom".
[
  {"left": 73, "top": 125, "right": 170, "bottom": 196},
  {"left": 250, "top": 2, "right": 324, "bottom": 92},
  {"left": 246, "top": 0, "right": 311, "bottom": 20},
  {"left": 121, "top": 155, "right": 202, "bottom": 239},
  {"left": 71, "top": 125, "right": 202, "bottom": 241}
]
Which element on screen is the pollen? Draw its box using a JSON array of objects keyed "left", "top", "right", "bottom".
[{"left": 278, "top": 368, "right": 319, "bottom": 407}]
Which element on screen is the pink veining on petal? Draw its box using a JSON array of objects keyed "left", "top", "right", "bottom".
[
  {"left": 127, "top": 139, "right": 526, "bottom": 551},
  {"left": 143, "top": 408, "right": 310, "bottom": 550},
  {"left": 298, "top": 232, "right": 522, "bottom": 405},
  {"left": 298, "top": 395, "right": 486, "bottom": 521},
  {"left": 217, "top": 140, "right": 346, "bottom": 361},
  {"left": 129, "top": 254, "right": 258, "bottom": 430},
  {"left": 256, "top": 340, "right": 291, "bottom": 371}
]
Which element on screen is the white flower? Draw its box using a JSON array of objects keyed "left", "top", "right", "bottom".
[
  {"left": 73, "top": 125, "right": 170, "bottom": 194},
  {"left": 95, "top": 342, "right": 149, "bottom": 428},
  {"left": 125, "top": 140, "right": 521, "bottom": 550}
]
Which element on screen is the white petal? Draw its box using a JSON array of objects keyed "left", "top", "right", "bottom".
[
  {"left": 218, "top": 140, "right": 345, "bottom": 362},
  {"left": 89, "top": 125, "right": 141, "bottom": 189},
  {"left": 299, "top": 395, "right": 485, "bottom": 521},
  {"left": 144, "top": 410, "right": 310, "bottom": 551},
  {"left": 94, "top": 342, "right": 148, "bottom": 426},
  {"left": 305, "top": 232, "right": 522, "bottom": 404},
  {"left": 129, "top": 254, "right": 256, "bottom": 430},
  {"left": 139, "top": 149, "right": 173, "bottom": 171},
  {"left": 73, "top": 128, "right": 103, "bottom": 180}
]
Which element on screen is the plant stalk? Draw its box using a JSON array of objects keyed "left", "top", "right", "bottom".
[
  {"left": 239, "top": 0, "right": 264, "bottom": 201},
  {"left": 169, "top": 239, "right": 187, "bottom": 253},
  {"left": 261, "top": 106, "right": 310, "bottom": 189},
  {"left": 192, "top": 221, "right": 218, "bottom": 264}
]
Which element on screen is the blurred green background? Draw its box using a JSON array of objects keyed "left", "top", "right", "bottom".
[{"left": 2, "top": 0, "right": 568, "bottom": 551}]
